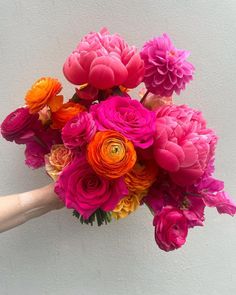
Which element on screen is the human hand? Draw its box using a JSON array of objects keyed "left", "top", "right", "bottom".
[{"left": 0, "top": 183, "right": 64, "bottom": 233}]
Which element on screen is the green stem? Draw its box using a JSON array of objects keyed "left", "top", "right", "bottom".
[{"left": 140, "top": 90, "right": 150, "bottom": 104}]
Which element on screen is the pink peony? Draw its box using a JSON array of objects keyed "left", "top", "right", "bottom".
[
  {"left": 90, "top": 96, "right": 156, "bottom": 149},
  {"left": 153, "top": 104, "right": 217, "bottom": 186},
  {"left": 55, "top": 155, "right": 128, "bottom": 219},
  {"left": 25, "top": 141, "right": 48, "bottom": 169},
  {"left": 62, "top": 112, "right": 96, "bottom": 149},
  {"left": 1, "top": 107, "right": 39, "bottom": 144},
  {"left": 140, "top": 33, "right": 194, "bottom": 97},
  {"left": 153, "top": 206, "right": 188, "bottom": 252},
  {"left": 63, "top": 27, "right": 144, "bottom": 90}
]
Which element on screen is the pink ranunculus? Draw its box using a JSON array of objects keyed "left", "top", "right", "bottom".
[
  {"left": 55, "top": 155, "right": 128, "bottom": 219},
  {"left": 25, "top": 141, "right": 48, "bottom": 169},
  {"left": 63, "top": 28, "right": 144, "bottom": 91},
  {"left": 140, "top": 33, "right": 194, "bottom": 97},
  {"left": 153, "top": 104, "right": 217, "bottom": 186},
  {"left": 1, "top": 107, "right": 39, "bottom": 144},
  {"left": 62, "top": 112, "right": 96, "bottom": 149},
  {"left": 90, "top": 96, "right": 156, "bottom": 149},
  {"left": 153, "top": 206, "right": 188, "bottom": 251}
]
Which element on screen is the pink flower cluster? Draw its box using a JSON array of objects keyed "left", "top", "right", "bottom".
[
  {"left": 1, "top": 28, "right": 235, "bottom": 253},
  {"left": 1, "top": 107, "right": 62, "bottom": 169}
]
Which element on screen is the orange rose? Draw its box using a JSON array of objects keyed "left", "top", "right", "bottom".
[
  {"left": 125, "top": 159, "right": 158, "bottom": 192},
  {"left": 45, "top": 144, "right": 73, "bottom": 180},
  {"left": 51, "top": 102, "right": 86, "bottom": 129},
  {"left": 112, "top": 190, "right": 147, "bottom": 219},
  {"left": 25, "top": 77, "right": 63, "bottom": 114},
  {"left": 87, "top": 130, "right": 137, "bottom": 179}
]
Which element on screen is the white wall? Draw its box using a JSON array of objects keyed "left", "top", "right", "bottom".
[{"left": 0, "top": 1, "right": 236, "bottom": 294}]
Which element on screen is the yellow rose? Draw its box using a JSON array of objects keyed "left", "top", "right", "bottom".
[{"left": 112, "top": 190, "right": 147, "bottom": 219}]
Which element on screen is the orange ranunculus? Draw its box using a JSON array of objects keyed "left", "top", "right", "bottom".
[
  {"left": 25, "top": 77, "right": 63, "bottom": 114},
  {"left": 112, "top": 190, "right": 147, "bottom": 219},
  {"left": 45, "top": 144, "right": 73, "bottom": 181},
  {"left": 124, "top": 160, "right": 158, "bottom": 192},
  {"left": 51, "top": 101, "right": 86, "bottom": 129},
  {"left": 87, "top": 130, "right": 137, "bottom": 179}
]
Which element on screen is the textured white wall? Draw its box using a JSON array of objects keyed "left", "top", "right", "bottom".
[{"left": 0, "top": 1, "right": 236, "bottom": 294}]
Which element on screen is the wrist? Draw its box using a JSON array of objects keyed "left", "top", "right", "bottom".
[{"left": 19, "top": 184, "right": 63, "bottom": 213}]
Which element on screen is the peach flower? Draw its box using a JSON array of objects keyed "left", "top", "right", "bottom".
[
  {"left": 25, "top": 77, "right": 63, "bottom": 114},
  {"left": 45, "top": 144, "right": 73, "bottom": 180},
  {"left": 87, "top": 130, "right": 136, "bottom": 179},
  {"left": 51, "top": 102, "right": 86, "bottom": 129}
]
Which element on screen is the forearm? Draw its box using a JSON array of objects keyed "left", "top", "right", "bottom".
[{"left": 0, "top": 184, "right": 63, "bottom": 233}]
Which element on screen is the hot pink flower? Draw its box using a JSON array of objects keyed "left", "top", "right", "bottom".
[
  {"left": 90, "top": 96, "right": 156, "bottom": 149},
  {"left": 191, "top": 167, "right": 236, "bottom": 216},
  {"left": 25, "top": 141, "right": 48, "bottom": 169},
  {"left": 1, "top": 107, "right": 39, "bottom": 144},
  {"left": 144, "top": 177, "right": 206, "bottom": 228},
  {"left": 63, "top": 28, "right": 144, "bottom": 90},
  {"left": 55, "top": 155, "right": 128, "bottom": 219},
  {"left": 62, "top": 112, "right": 96, "bottom": 149},
  {"left": 153, "top": 206, "right": 188, "bottom": 252},
  {"left": 35, "top": 126, "right": 62, "bottom": 150},
  {"left": 153, "top": 104, "right": 217, "bottom": 186},
  {"left": 140, "top": 33, "right": 194, "bottom": 97}
]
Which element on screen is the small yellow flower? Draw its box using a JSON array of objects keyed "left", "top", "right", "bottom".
[{"left": 112, "top": 190, "right": 147, "bottom": 219}]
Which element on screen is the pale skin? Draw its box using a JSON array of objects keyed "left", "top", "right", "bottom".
[{"left": 0, "top": 184, "right": 64, "bottom": 233}]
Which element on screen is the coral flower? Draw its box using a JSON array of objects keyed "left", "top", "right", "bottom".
[
  {"left": 112, "top": 190, "right": 147, "bottom": 219},
  {"left": 63, "top": 27, "right": 144, "bottom": 90},
  {"left": 45, "top": 144, "right": 74, "bottom": 180},
  {"left": 25, "top": 77, "right": 63, "bottom": 114},
  {"left": 153, "top": 104, "right": 217, "bottom": 186},
  {"left": 124, "top": 160, "right": 158, "bottom": 192},
  {"left": 140, "top": 33, "right": 194, "bottom": 97},
  {"left": 87, "top": 130, "right": 137, "bottom": 179},
  {"left": 51, "top": 102, "right": 86, "bottom": 129}
]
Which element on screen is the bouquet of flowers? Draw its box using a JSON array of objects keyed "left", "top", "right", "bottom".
[{"left": 1, "top": 28, "right": 235, "bottom": 252}]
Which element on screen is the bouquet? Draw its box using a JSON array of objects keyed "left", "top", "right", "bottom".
[{"left": 1, "top": 28, "right": 235, "bottom": 252}]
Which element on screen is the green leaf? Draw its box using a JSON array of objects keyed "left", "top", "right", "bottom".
[{"left": 73, "top": 209, "right": 112, "bottom": 226}]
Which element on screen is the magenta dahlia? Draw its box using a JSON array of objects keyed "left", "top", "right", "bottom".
[{"left": 140, "top": 33, "right": 194, "bottom": 97}]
